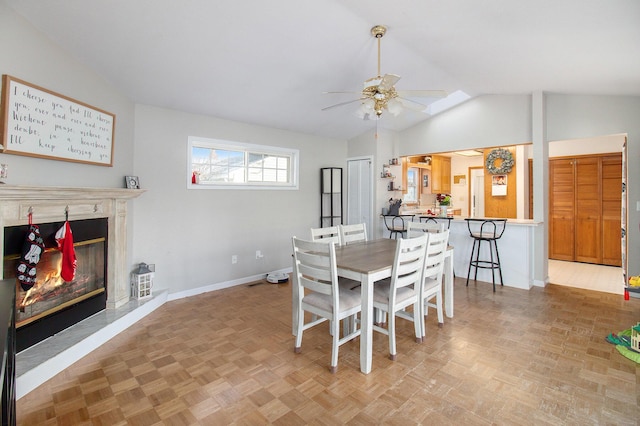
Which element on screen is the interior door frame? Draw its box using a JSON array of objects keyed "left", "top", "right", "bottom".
[
  {"left": 346, "top": 156, "right": 374, "bottom": 237},
  {"left": 468, "top": 166, "right": 484, "bottom": 217}
]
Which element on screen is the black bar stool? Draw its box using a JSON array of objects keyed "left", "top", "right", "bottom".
[
  {"left": 382, "top": 214, "right": 414, "bottom": 239},
  {"left": 465, "top": 219, "right": 507, "bottom": 291},
  {"left": 418, "top": 215, "right": 452, "bottom": 229}
]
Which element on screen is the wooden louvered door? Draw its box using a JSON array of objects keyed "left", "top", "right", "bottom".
[
  {"left": 574, "top": 157, "right": 601, "bottom": 263},
  {"left": 549, "top": 158, "right": 575, "bottom": 261},
  {"left": 549, "top": 153, "right": 622, "bottom": 266},
  {"left": 601, "top": 155, "right": 622, "bottom": 266}
]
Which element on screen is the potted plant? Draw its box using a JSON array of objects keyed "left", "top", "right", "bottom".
[{"left": 436, "top": 194, "right": 451, "bottom": 217}]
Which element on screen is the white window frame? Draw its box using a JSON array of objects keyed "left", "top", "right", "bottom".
[
  {"left": 404, "top": 167, "right": 418, "bottom": 203},
  {"left": 187, "top": 136, "right": 299, "bottom": 190}
]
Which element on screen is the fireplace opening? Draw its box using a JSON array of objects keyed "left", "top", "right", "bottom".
[{"left": 3, "top": 218, "right": 108, "bottom": 352}]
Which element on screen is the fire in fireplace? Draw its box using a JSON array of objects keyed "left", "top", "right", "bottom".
[{"left": 3, "top": 218, "right": 108, "bottom": 352}]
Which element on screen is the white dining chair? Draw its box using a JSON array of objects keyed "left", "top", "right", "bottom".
[
  {"left": 372, "top": 234, "right": 427, "bottom": 360},
  {"left": 310, "top": 225, "right": 359, "bottom": 332},
  {"left": 310, "top": 226, "right": 342, "bottom": 245},
  {"left": 407, "top": 221, "right": 445, "bottom": 238},
  {"left": 339, "top": 223, "right": 367, "bottom": 245},
  {"left": 420, "top": 229, "right": 449, "bottom": 338},
  {"left": 291, "top": 237, "right": 362, "bottom": 373}
]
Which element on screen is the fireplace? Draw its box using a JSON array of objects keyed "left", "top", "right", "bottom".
[
  {"left": 0, "top": 185, "right": 144, "bottom": 353},
  {"left": 3, "top": 219, "right": 108, "bottom": 352}
]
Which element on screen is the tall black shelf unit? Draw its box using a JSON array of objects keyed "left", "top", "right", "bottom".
[{"left": 320, "top": 167, "right": 343, "bottom": 227}]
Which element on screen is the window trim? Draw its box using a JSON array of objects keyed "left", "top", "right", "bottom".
[{"left": 187, "top": 136, "right": 299, "bottom": 190}]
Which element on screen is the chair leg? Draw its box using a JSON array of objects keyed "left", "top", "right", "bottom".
[
  {"left": 466, "top": 239, "right": 478, "bottom": 286},
  {"left": 494, "top": 240, "right": 504, "bottom": 287},
  {"left": 330, "top": 316, "right": 340, "bottom": 373},
  {"left": 294, "top": 305, "right": 304, "bottom": 352},
  {"left": 413, "top": 301, "right": 422, "bottom": 343},
  {"left": 489, "top": 239, "right": 496, "bottom": 292},
  {"left": 388, "top": 309, "right": 397, "bottom": 360},
  {"left": 436, "top": 291, "right": 444, "bottom": 327},
  {"left": 474, "top": 240, "right": 482, "bottom": 282}
]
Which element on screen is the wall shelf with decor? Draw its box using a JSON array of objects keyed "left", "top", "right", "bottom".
[{"left": 382, "top": 161, "right": 403, "bottom": 192}]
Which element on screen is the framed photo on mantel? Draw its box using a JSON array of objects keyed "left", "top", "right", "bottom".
[
  {"left": 0, "top": 75, "right": 115, "bottom": 166},
  {"left": 125, "top": 176, "right": 140, "bottom": 189}
]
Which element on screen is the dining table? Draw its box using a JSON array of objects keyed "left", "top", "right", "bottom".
[{"left": 292, "top": 238, "right": 455, "bottom": 374}]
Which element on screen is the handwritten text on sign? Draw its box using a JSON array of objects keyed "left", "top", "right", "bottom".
[{"left": 1, "top": 75, "right": 114, "bottom": 166}]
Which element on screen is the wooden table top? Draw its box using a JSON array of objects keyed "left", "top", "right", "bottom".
[{"left": 334, "top": 239, "right": 398, "bottom": 275}]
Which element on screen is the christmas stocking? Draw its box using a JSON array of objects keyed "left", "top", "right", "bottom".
[
  {"left": 55, "top": 221, "right": 77, "bottom": 282},
  {"left": 16, "top": 225, "right": 45, "bottom": 291}
]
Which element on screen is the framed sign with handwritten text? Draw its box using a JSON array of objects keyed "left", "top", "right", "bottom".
[{"left": 0, "top": 75, "right": 115, "bottom": 166}]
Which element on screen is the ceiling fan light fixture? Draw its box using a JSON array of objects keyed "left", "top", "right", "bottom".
[{"left": 387, "top": 98, "right": 403, "bottom": 116}]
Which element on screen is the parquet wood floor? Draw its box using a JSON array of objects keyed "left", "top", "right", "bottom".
[{"left": 17, "top": 277, "right": 640, "bottom": 425}]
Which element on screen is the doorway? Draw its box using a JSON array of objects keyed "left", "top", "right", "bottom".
[
  {"left": 347, "top": 157, "right": 373, "bottom": 237},
  {"left": 468, "top": 167, "right": 485, "bottom": 218},
  {"left": 546, "top": 135, "right": 626, "bottom": 294}
]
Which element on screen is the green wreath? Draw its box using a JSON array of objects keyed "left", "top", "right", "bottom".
[{"left": 485, "top": 148, "right": 514, "bottom": 174}]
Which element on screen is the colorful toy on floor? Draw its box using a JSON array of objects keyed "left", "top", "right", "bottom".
[
  {"left": 631, "top": 323, "right": 640, "bottom": 353},
  {"left": 607, "top": 323, "right": 640, "bottom": 364},
  {"left": 628, "top": 276, "right": 640, "bottom": 287}
]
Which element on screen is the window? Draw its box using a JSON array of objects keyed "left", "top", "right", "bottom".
[
  {"left": 188, "top": 136, "right": 299, "bottom": 189},
  {"left": 404, "top": 167, "right": 418, "bottom": 203}
]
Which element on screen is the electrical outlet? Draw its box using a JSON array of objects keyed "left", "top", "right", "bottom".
[
  {"left": 256, "top": 250, "right": 263, "bottom": 259},
  {"left": 231, "top": 255, "right": 238, "bottom": 264}
]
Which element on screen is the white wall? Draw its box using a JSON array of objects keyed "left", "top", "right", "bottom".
[
  {"left": 546, "top": 94, "right": 640, "bottom": 276},
  {"left": 0, "top": 3, "right": 135, "bottom": 188},
  {"left": 0, "top": 4, "right": 138, "bottom": 284},
  {"left": 401, "top": 95, "right": 532, "bottom": 155},
  {"left": 133, "top": 105, "right": 347, "bottom": 294}
]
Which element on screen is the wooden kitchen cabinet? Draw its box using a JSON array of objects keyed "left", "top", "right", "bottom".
[{"left": 430, "top": 155, "right": 451, "bottom": 194}]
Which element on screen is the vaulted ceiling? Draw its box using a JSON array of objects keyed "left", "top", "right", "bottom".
[{"left": 5, "top": 0, "right": 640, "bottom": 140}]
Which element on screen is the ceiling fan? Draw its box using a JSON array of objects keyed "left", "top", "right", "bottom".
[{"left": 323, "top": 25, "right": 447, "bottom": 120}]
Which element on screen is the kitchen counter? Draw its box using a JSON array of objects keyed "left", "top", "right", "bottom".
[
  {"left": 447, "top": 218, "right": 541, "bottom": 290},
  {"left": 379, "top": 213, "right": 541, "bottom": 289}
]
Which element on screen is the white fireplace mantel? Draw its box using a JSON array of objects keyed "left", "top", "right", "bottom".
[{"left": 0, "top": 185, "right": 145, "bottom": 309}]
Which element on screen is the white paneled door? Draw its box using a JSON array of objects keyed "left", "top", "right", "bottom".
[{"left": 347, "top": 158, "right": 373, "bottom": 238}]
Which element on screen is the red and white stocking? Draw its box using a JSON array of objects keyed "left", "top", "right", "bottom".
[{"left": 55, "top": 221, "right": 77, "bottom": 282}]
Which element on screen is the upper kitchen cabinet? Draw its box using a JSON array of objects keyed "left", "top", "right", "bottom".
[
  {"left": 401, "top": 154, "right": 451, "bottom": 195},
  {"left": 430, "top": 155, "right": 451, "bottom": 194}
]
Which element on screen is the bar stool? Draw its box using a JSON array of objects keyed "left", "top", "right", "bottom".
[
  {"left": 382, "top": 214, "right": 414, "bottom": 239},
  {"left": 465, "top": 219, "right": 507, "bottom": 292},
  {"left": 419, "top": 216, "right": 452, "bottom": 229}
]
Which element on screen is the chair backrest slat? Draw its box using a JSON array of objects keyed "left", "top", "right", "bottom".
[
  {"left": 292, "top": 237, "right": 337, "bottom": 297},
  {"left": 310, "top": 226, "right": 342, "bottom": 245},
  {"left": 339, "top": 223, "right": 367, "bottom": 245},
  {"left": 407, "top": 221, "right": 445, "bottom": 238},
  {"left": 390, "top": 234, "right": 428, "bottom": 293},
  {"left": 423, "top": 230, "right": 449, "bottom": 280}
]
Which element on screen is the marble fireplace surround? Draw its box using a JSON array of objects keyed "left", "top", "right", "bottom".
[{"left": 0, "top": 185, "right": 144, "bottom": 310}]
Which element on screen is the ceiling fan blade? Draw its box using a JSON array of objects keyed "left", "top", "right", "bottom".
[
  {"left": 321, "top": 98, "right": 364, "bottom": 111},
  {"left": 323, "top": 91, "right": 362, "bottom": 94},
  {"left": 378, "top": 74, "right": 401, "bottom": 91},
  {"left": 396, "top": 89, "right": 448, "bottom": 98},
  {"left": 397, "top": 96, "right": 431, "bottom": 112}
]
